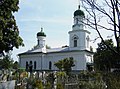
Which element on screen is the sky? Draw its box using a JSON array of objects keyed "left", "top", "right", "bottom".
[{"left": 12, "top": 0, "right": 113, "bottom": 61}]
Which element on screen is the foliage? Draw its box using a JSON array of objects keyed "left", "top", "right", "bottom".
[
  {"left": 94, "top": 39, "right": 120, "bottom": 71},
  {"left": 79, "top": 81, "right": 106, "bottom": 89},
  {"left": 56, "top": 83, "right": 64, "bottom": 89},
  {"left": 56, "top": 72, "right": 66, "bottom": 77},
  {"left": 13, "top": 61, "right": 19, "bottom": 69},
  {"left": 0, "top": 55, "right": 14, "bottom": 69},
  {"left": 78, "top": 71, "right": 106, "bottom": 89},
  {"left": 56, "top": 72, "right": 66, "bottom": 86},
  {"left": 81, "top": 0, "right": 120, "bottom": 55},
  {"left": 54, "top": 59, "right": 63, "bottom": 70},
  {"left": 33, "top": 79, "right": 43, "bottom": 89},
  {"left": 46, "top": 73, "right": 55, "bottom": 88},
  {"left": 103, "top": 72, "right": 120, "bottom": 89},
  {"left": 13, "top": 68, "right": 27, "bottom": 81},
  {"left": 0, "top": 0, "right": 24, "bottom": 55},
  {"left": 54, "top": 57, "right": 75, "bottom": 74},
  {"left": 44, "top": 82, "right": 51, "bottom": 89},
  {"left": 78, "top": 71, "right": 120, "bottom": 89},
  {"left": 20, "top": 71, "right": 28, "bottom": 78},
  {"left": 94, "top": 39, "right": 114, "bottom": 71}
]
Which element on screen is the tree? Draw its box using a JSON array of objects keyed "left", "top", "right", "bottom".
[
  {"left": 13, "top": 61, "right": 19, "bottom": 69},
  {"left": 54, "top": 57, "right": 75, "bottom": 74},
  {"left": 0, "top": 55, "right": 14, "bottom": 69},
  {"left": 78, "top": 71, "right": 106, "bottom": 89},
  {"left": 0, "top": 0, "right": 24, "bottom": 55},
  {"left": 94, "top": 39, "right": 119, "bottom": 71},
  {"left": 103, "top": 73, "right": 120, "bottom": 89},
  {"left": 56, "top": 83, "right": 64, "bottom": 89},
  {"left": 54, "top": 60, "right": 63, "bottom": 70},
  {"left": 81, "top": 0, "right": 120, "bottom": 55}
]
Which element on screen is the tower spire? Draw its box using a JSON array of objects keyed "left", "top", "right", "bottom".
[
  {"left": 78, "top": 5, "right": 80, "bottom": 10},
  {"left": 78, "top": 0, "right": 80, "bottom": 9},
  {"left": 41, "top": 27, "right": 43, "bottom": 32}
]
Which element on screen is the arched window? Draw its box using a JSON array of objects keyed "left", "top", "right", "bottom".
[
  {"left": 26, "top": 61, "right": 28, "bottom": 70},
  {"left": 37, "top": 40, "right": 39, "bottom": 45},
  {"left": 34, "top": 61, "right": 36, "bottom": 70},
  {"left": 74, "top": 39, "right": 77, "bottom": 47},
  {"left": 30, "top": 61, "right": 32, "bottom": 64},
  {"left": 73, "top": 36, "right": 78, "bottom": 47},
  {"left": 29, "top": 61, "right": 33, "bottom": 72},
  {"left": 86, "top": 36, "right": 90, "bottom": 48},
  {"left": 49, "top": 61, "right": 52, "bottom": 70}
]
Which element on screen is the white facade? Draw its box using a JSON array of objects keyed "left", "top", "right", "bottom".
[{"left": 19, "top": 6, "right": 93, "bottom": 71}]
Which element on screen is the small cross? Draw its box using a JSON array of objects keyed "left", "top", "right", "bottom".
[{"left": 41, "top": 27, "right": 43, "bottom": 32}]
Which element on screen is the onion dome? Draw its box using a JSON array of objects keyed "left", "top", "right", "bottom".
[
  {"left": 37, "top": 28, "right": 46, "bottom": 37},
  {"left": 74, "top": 5, "right": 85, "bottom": 17}
]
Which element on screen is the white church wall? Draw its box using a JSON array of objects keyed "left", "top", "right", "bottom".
[
  {"left": 19, "top": 54, "right": 43, "bottom": 70},
  {"left": 45, "top": 51, "right": 86, "bottom": 70},
  {"left": 85, "top": 32, "right": 90, "bottom": 51},
  {"left": 19, "top": 51, "right": 87, "bottom": 71}
]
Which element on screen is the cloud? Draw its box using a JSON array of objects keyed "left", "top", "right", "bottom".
[{"left": 16, "top": 16, "right": 72, "bottom": 25}]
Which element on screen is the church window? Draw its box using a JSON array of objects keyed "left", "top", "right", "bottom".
[
  {"left": 76, "top": 18, "right": 78, "bottom": 24},
  {"left": 29, "top": 61, "right": 33, "bottom": 72},
  {"left": 26, "top": 61, "right": 28, "bottom": 70},
  {"left": 86, "top": 36, "right": 90, "bottom": 48},
  {"left": 49, "top": 61, "right": 52, "bottom": 70},
  {"left": 34, "top": 61, "right": 36, "bottom": 69},
  {"left": 74, "top": 40, "right": 77, "bottom": 47},
  {"left": 37, "top": 40, "right": 39, "bottom": 45},
  {"left": 30, "top": 61, "right": 32, "bottom": 64},
  {"left": 73, "top": 36, "right": 78, "bottom": 47}
]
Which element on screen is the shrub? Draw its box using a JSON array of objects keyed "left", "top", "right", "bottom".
[
  {"left": 33, "top": 79, "right": 43, "bottom": 89},
  {"left": 56, "top": 83, "right": 64, "bottom": 89}
]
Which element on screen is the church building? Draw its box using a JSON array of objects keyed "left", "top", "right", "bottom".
[{"left": 18, "top": 6, "right": 93, "bottom": 71}]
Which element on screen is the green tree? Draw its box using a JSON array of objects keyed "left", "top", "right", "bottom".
[
  {"left": 94, "top": 39, "right": 117, "bottom": 71},
  {"left": 0, "top": 0, "right": 23, "bottom": 55},
  {"left": 56, "top": 83, "right": 64, "bottom": 89},
  {"left": 103, "top": 73, "right": 120, "bottom": 89},
  {"left": 33, "top": 80, "right": 43, "bottom": 89},
  {"left": 54, "top": 57, "right": 75, "bottom": 74},
  {"left": 54, "top": 60, "right": 63, "bottom": 70},
  {"left": 78, "top": 71, "right": 106, "bottom": 89},
  {"left": 13, "top": 61, "right": 19, "bottom": 69},
  {"left": 46, "top": 73, "right": 55, "bottom": 88},
  {"left": 0, "top": 55, "right": 14, "bottom": 69}
]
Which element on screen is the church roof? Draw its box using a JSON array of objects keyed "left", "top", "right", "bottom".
[
  {"left": 74, "top": 10, "right": 85, "bottom": 16},
  {"left": 37, "top": 28, "right": 46, "bottom": 37},
  {"left": 74, "top": 5, "right": 85, "bottom": 17},
  {"left": 18, "top": 47, "right": 69, "bottom": 55},
  {"left": 18, "top": 47, "right": 93, "bottom": 56}
]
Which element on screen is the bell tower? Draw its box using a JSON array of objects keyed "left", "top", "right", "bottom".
[{"left": 69, "top": 5, "right": 90, "bottom": 51}]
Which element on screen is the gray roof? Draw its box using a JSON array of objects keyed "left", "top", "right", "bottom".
[
  {"left": 18, "top": 47, "right": 93, "bottom": 56},
  {"left": 19, "top": 47, "right": 69, "bottom": 55},
  {"left": 47, "top": 47, "right": 69, "bottom": 53}
]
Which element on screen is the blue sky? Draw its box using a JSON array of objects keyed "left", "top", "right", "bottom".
[{"left": 12, "top": 0, "right": 112, "bottom": 61}]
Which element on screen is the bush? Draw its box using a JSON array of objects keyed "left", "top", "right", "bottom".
[
  {"left": 78, "top": 71, "right": 106, "bottom": 89},
  {"left": 56, "top": 83, "right": 64, "bottom": 89},
  {"left": 33, "top": 79, "right": 43, "bottom": 89},
  {"left": 44, "top": 82, "right": 51, "bottom": 89}
]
